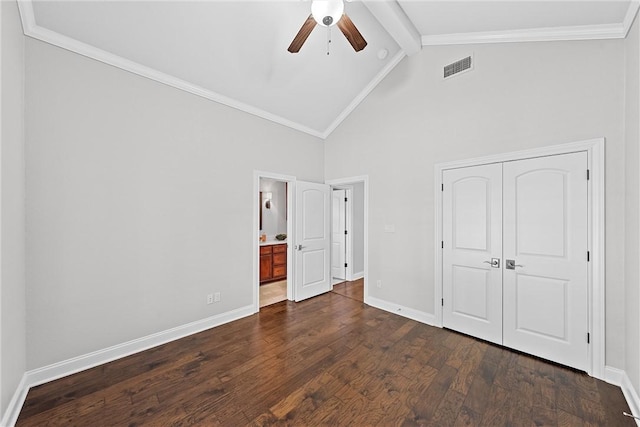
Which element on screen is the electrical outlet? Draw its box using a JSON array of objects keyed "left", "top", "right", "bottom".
[
  {"left": 207, "top": 294, "right": 213, "bottom": 304},
  {"left": 376, "top": 280, "right": 382, "bottom": 288},
  {"left": 214, "top": 292, "right": 221, "bottom": 302}
]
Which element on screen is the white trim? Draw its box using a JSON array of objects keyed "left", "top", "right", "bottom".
[
  {"left": 622, "top": 370, "right": 640, "bottom": 426},
  {"left": 366, "top": 296, "right": 437, "bottom": 327},
  {"left": 16, "top": 0, "right": 639, "bottom": 140},
  {"left": 16, "top": 0, "right": 404, "bottom": 140},
  {"left": 1, "top": 305, "right": 254, "bottom": 427},
  {"left": 330, "top": 185, "right": 354, "bottom": 282},
  {"left": 351, "top": 271, "right": 364, "bottom": 281},
  {"left": 623, "top": 1, "right": 640, "bottom": 37},
  {"left": 434, "top": 138, "right": 605, "bottom": 379},
  {"left": 604, "top": 366, "right": 626, "bottom": 387},
  {"left": 605, "top": 366, "right": 640, "bottom": 426},
  {"left": 320, "top": 51, "right": 406, "bottom": 139},
  {"left": 345, "top": 187, "right": 354, "bottom": 281},
  {"left": 253, "top": 171, "right": 297, "bottom": 310},
  {"left": 1, "top": 374, "right": 28, "bottom": 427},
  {"left": 26, "top": 305, "right": 254, "bottom": 388},
  {"left": 325, "top": 176, "right": 369, "bottom": 302},
  {"left": 0, "top": 0, "right": 3, "bottom": 419},
  {"left": 433, "top": 165, "right": 444, "bottom": 328},
  {"left": 422, "top": 23, "right": 626, "bottom": 47},
  {"left": 17, "top": 3, "right": 326, "bottom": 139}
]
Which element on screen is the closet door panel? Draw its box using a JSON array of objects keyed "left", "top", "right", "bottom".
[
  {"left": 442, "top": 163, "right": 503, "bottom": 345},
  {"left": 502, "top": 152, "right": 589, "bottom": 371}
]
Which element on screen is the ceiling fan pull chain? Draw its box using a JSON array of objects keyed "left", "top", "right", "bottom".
[{"left": 326, "top": 25, "right": 332, "bottom": 55}]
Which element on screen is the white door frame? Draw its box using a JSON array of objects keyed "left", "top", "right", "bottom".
[
  {"left": 253, "top": 171, "right": 296, "bottom": 312},
  {"left": 434, "top": 138, "right": 605, "bottom": 379},
  {"left": 326, "top": 176, "right": 369, "bottom": 299},
  {"left": 331, "top": 186, "right": 353, "bottom": 282}
]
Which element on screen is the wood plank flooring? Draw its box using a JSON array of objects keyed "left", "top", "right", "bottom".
[
  {"left": 17, "top": 287, "right": 633, "bottom": 426},
  {"left": 331, "top": 279, "right": 364, "bottom": 303}
]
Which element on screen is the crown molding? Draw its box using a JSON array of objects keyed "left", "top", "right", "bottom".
[
  {"left": 421, "top": 1, "right": 639, "bottom": 47},
  {"left": 321, "top": 49, "right": 405, "bottom": 139},
  {"left": 16, "top": 0, "right": 639, "bottom": 140},
  {"left": 422, "top": 23, "right": 626, "bottom": 46},
  {"left": 17, "top": 1, "right": 329, "bottom": 139},
  {"left": 623, "top": 1, "right": 640, "bottom": 37}
]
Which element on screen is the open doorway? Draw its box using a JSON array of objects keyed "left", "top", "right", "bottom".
[
  {"left": 253, "top": 171, "right": 295, "bottom": 312},
  {"left": 259, "top": 178, "right": 289, "bottom": 307},
  {"left": 328, "top": 177, "right": 367, "bottom": 300}
]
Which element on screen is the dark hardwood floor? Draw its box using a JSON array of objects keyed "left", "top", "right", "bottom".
[
  {"left": 331, "top": 278, "right": 364, "bottom": 302},
  {"left": 17, "top": 287, "right": 633, "bottom": 426}
]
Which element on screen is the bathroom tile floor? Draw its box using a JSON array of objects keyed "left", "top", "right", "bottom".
[{"left": 259, "top": 280, "right": 287, "bottom": 307}]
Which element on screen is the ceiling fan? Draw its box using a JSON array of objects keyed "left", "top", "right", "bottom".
[{"left": 287, "top": 0, "right": 367, "bottom": 54}]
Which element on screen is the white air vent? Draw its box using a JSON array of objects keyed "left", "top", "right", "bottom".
[{"left": 444, "top": 55, "right": 473, "bottom": 79}]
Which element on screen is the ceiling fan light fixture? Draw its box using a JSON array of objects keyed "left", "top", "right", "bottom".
[{"left": 311, "top": 0, "right": 344, "bottom": 27}]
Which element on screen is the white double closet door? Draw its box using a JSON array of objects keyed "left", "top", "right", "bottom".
[{"left": 442, "top": 151, "right": 589, "bottom": 371}]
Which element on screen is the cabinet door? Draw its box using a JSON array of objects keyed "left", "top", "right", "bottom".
[
  {"left": 260, "top": 254, "right": 273, "bottom": 282},
  {"left": 273, "top": 244, "right": 287, "bottom": 254},
  {"left": 273, "top": 253, "right": 286, "bottom": 266}
]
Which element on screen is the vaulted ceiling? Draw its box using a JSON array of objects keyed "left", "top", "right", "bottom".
[{"left": 18, "top": 1, "right": 638, "bottom": 138}]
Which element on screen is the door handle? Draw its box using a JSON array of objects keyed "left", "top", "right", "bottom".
[
  {"left": 505, "top": 259, "right": 524, "bottom": 270},
  {"left": 483, "top": 258, "right": 500, "bottom": 268},
  {"left": 296, "top": 245, "right": 305, "bottom": 251}
]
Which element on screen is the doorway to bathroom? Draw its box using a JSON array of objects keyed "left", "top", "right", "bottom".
[{"left": 258, "top": 177, "right": 290, "bottom": 308}]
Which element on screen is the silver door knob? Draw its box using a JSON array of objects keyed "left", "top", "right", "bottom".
[
  {"left": 506, "top": 259, "right": 524, "bottom": 270},
  {"left": 483, "top": 258, "right": 500, "bottom": 268},
  {"left": 296, "top": 244, "right": 305, "bottom": 251}
]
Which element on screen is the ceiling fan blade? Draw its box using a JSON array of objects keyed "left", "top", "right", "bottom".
[
  {"left": 288, "top": 15, "right": 317, "bottom": 53},
  {"left": 337, "top": 14, "right": 367, "bottom": 52}
]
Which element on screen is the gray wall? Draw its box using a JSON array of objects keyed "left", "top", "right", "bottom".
[
  {"left": 625, "top": 15, "right": 640, "bottom": 396},
  {"left": 25, "top": 38, "right": 323, "bottom": 369},
  {"left": 324, "top": 39, "right": 627, "bottom": 369},
  {"left": 1, "top": 0, "right": 26, "bottom": 418}
]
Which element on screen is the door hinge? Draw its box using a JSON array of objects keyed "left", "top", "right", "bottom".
[
  {"left": 441, "top": 183, "right": 444, "bottom": 191},
  {"left": 345, "top": 197, "right": 348, "bottom": 202},
  {"left": 441, "top": 241, "right": 444, "bottom": 249},
  {"left": 344, "top": 263, "right": 348, "bottom": 268},
  {"left": 587, "top": 332, "right": 590, "bottom": 344},
  {"left": 441, "top": 298, "right": 444, "bottom": 307},
  {"left": 344, "top": 230, "right": 348, "bottom": 235},
  {"left": 587, "top": 169, "right": 590, "bottom": 180},
  {"left": 587, "top": 251, "right": 590, "bottom": 262}
]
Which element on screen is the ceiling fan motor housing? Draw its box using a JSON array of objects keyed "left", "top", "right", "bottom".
[{"left": 311, "top": 0, "right": 344, "bottom": 27}]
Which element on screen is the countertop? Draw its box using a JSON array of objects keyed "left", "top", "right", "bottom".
[{"left": 259, "top": 239, "right": 288, "bottom": 247}]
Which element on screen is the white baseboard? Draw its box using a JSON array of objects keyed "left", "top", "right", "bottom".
[
  {"left": 1, "top": 374, "right": 29, "bottom": 427},
  {"left": 604, "top": 365, "right": 625, "bottom": 386},
  {"left": 602, "top": 366, "right": 640, "bottom": 425},
  {"left": 1, "top": 305, "right": 254, "bottom": 427},
  {"left": 620, "top": 369, "right": 640, "bottom": 425},
  {"left": 349, "top": 271, "right": 364, "bottom": 281},
  {"left": 365, "top": 295, "right": 437, "bottom": 326}
]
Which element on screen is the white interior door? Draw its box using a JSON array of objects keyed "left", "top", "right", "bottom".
[
  {"left": 503, "top": 152, "right": 589, "bottom": 371},
  {"left": 332, "top": 189, "right": 346, "bottom": 281},
  {"left": 295, "top": 181, "right": 331, "bottom": 302},
  {"left": 442, "top": 164, "right": 503, "bottom": 345}
]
